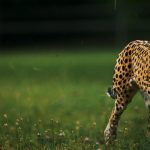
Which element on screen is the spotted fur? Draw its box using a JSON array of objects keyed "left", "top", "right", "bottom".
[{"left": 104, "top": 40, "right": 150, "bottom": 144}]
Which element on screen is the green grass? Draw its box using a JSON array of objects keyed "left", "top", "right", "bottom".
[{"left": 0, "top": 50, "right": 149, "bottom": 149}]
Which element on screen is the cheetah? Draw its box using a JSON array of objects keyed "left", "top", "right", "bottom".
[{"left": 104, "top": 40, "right": 150, "bottom": 144}]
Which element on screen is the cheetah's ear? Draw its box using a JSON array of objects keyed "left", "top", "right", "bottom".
[{"left": 106, "top": 87, "right": 117, "bottom": 99}]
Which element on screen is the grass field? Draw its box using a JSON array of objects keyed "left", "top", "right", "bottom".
[{"left": 0, "top": 50, "right": 150, "bottom": 150}]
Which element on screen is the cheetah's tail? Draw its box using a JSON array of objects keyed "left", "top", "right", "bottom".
[{"left": 106, "top": 87, "right": 117, "bottom": 99}]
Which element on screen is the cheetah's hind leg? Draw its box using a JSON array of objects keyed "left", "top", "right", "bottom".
[{"left": 140, "top": 90, "right": 150, "bottom": 137}]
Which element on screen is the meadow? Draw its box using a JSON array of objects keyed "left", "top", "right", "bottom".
[{"left": 0, "top": 49, "right": 150, "bottom": 150}]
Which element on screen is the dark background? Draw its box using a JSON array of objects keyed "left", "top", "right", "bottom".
[{"left": 1, "top": 0, "right": 150, "bottom": 50}]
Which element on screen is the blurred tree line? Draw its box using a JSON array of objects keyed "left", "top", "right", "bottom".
[{"left": 0, "top": 0, "right": 150, "bottom": 48}]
